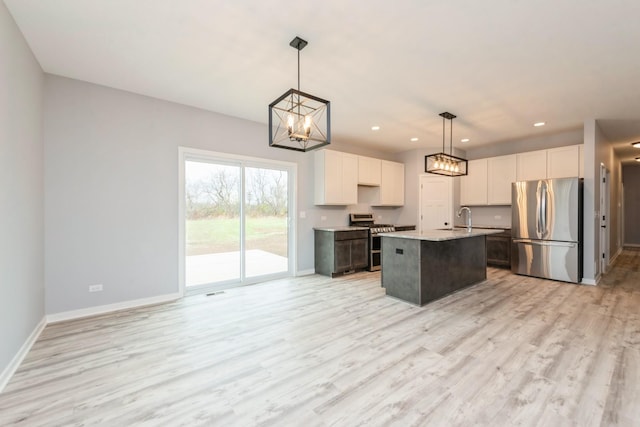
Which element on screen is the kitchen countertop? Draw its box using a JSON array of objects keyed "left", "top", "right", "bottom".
[
  {"left": 313, "top": 226, "right": 369, "bottom": 232},
  {"left": 379, "top": 228, "right": 504, "bottom": 242},
  {"left": 456, "top": 224, "right": 510, "bottom": 230}
]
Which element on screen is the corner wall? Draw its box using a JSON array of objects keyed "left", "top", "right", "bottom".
[
  {"left": 0, "top": 2, "right": 45, "bottom": 384},
  {"left": 583, "top": 119, "right": 623, "bottom": 282},
  {"left": 43, "top": 75, "right": 396, "bottom": 315}
]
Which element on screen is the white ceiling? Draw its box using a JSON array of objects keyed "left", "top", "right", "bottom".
[{"left": 5, "top": 0, "right": 640, "bottom": 161}]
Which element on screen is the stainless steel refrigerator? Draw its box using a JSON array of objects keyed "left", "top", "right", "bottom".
[{"left": 511, "top": 177, "right": 583, "bottom": 283}]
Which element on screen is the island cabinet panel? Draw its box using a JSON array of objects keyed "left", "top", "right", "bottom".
[
  {"left": 382, "top": 234, "right": 487, "bottom": 306},
  {"left": 314, "top": 229, "right": 368, "bottom": 277},
  {"left": 486, "top": 229, "right": 511, "bottom": 267},
  {"left": 380, "top": 238, "right": 422, "bottom": 305}
]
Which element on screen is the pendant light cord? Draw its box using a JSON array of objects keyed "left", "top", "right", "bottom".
[
  {"left": 442, "top": 116, "right": 445, "bottom": 153},
  {"left": 297, "top": 48, "right": 300, "bottom": 92},
  {"left": 449, "top": 117, "right": 453, "bottom": 156}
]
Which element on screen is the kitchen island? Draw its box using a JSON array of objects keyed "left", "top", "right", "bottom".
[{"left": 380, "top": 228, "right": 503, "bottom": 306}]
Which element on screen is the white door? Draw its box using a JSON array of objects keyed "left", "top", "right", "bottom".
[
  {"left": 600, "top": 164, "right": 610, "bottom": 274},
  {"left": 419, "top": 174, "right": 453, "bottom": 232}
]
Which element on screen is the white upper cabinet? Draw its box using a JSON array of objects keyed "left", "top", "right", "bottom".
[
  {"left": 460, "top": 145, "right": 583, "bottom": 207},
  {"left": 460, "top": 159, "right": 488, "bottom": 206},
  {"left": 547, "top": 145, "right": 581, "bottom": 179},
  {"left": 516, "top": 149, "right": 547, "bottom": 181},
  {"left": 314, "top": 150, "right": 358, "bottom": 205},
  {"left": 487, "top": 154, "right": 517, "bottom": 205},
  {"left": 357, "top": 156, "right": 381, "bottom": 186},
  {"left": 372, "top": 160, "right": 404, "bottom": 206}
]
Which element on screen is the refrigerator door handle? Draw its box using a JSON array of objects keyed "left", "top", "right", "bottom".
[
  {"left": 513, "top": 239, "right": 577, "bottom": 248},
  {"left": 536, "top": 183, "right": 544, "bottom": 237},
  {"left": 541, "top": 181, "right": 548, "bottom": 238}
]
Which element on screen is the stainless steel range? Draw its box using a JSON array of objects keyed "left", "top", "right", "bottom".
[{"left": 349, "top": 213, "right": 396, "bottom": 271}]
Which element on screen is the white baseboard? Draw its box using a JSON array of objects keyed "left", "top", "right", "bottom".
[
  {"left": 47, "top": 292, "right": 181, "bottom": 324},
  {"left": 581, "top": 275, "right": 599, "bottom": 286},
  {"left": 624, "top": 243, "right": 640, "bottom": 248},
  {"left": 0, "top": 316, "right": 46, "bottom": 393},
  {"left": 296, "top": 268, "right": 315, "bottom": 276},
  {"left": 609, "top": 247, "right": 623, "bottom": 265}
]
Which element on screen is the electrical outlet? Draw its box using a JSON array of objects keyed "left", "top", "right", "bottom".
[
  {"left": 89, "top": 284, "right": 103, "bottom": 292},
  {"left": 299, "top": 211, "right": 306, "bottom": 219}
]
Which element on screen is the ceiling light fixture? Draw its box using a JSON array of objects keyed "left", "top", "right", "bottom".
[
  {"left": 632, "top": 142, "right": 640, "bottom": 148},
  {"left": 425, "top": 112, "right": 468, "bottom": 177},
  {"left": 411, "top": 137, "right": 419, "bottom": 142},
  {"left": 268, "top": 36, "right": 330, "bottom": 152},
  {"left": 371, "top": 126, "right": 380, "bottom": 131},
  {"left": 461, "top": 138, "right": 470, "bottom": 143},
  {"left": 636, "top": 157, "right": 640, "bottom": 162},
  {"left": 534, "top": 122, "right": 546, "bottom": 127}
]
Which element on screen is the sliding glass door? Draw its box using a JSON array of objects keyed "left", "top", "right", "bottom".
[
  {"left": 185, "top": 161, "right": 241, "bottom": 285},
  {"left": 244, "top": 166, "right": 289, "bottom": 278},
  {"left": 183, "top": 153, "right": 293, "bottom": 291}
]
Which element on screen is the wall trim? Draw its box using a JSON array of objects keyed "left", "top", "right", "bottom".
[
  {"left": 624, "top": 243, "right": 640, "bottom": 248},
  {"left": 609, "top": 247, "right": 623, "bottom": 266},
  {"left": 178, "top": 147, "right": 298, "bottom": 294},
  {"left": 581, "top": 276, "right": 599, "bottom": 286},
  {"left": 0, "top": 316, "right": 47, "bottom": 394},
  {"left": 296, "top": 268, "right": 315, "bottom": 276},
  {"left": 46, "top": 292, "right": 181, "bottom": 324}
]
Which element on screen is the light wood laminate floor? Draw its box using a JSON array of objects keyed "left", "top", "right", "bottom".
[{"left": 2, "top": 250, "right": 639, "bottom": 426}]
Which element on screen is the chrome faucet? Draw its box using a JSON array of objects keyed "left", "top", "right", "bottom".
[{"left": 457, "top": 206, "right": 472, "bottom": 232}]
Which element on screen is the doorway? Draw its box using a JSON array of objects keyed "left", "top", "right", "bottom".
[
  {"left": 179, "top": 148, "right": 296, "bottom": 295},
  {"left": 419, "top": 174, "right": 453, "bottom": 232}
]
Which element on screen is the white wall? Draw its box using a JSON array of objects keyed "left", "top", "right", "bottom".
[
  {"left": 43, "top": 75, "right": 396, "bottom": 315},
  {"left": 581, "top": 120, "right": 597, "bottom": 282},
  {"left": 464, "top": 128, "right": 584, "bottom": 160},
  {"left": 0, "top": 2, "right": 45, "bottom": 380}
]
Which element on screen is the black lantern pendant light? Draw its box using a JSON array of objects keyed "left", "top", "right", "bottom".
[
  {"left": 268, "top": 36, "right": 331, "bottom": 152},
  {"left": 425, "top": 112, "right": 468, "bottom": 176}
]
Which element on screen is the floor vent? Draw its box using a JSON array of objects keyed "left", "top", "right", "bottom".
[{"left": 206, "top": 291, "right": 226, "bottom": 297}]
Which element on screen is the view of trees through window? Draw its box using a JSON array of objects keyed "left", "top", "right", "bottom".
[{"left": 185, "top": 161, "right": 288, "bottom": 259}]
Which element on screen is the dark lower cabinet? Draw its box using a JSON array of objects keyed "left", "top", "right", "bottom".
[
  {"left": 486, "top": 229, "right": 511, "bottom": 268},
  {"left": 315, "top": 229, "right": 368, "bottom": 277}
]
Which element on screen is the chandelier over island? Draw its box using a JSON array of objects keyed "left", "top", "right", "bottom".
[
  {"left": 268, "top": 36, "right": 331, "bottom": 152},
  {"left": 425, "top": 112, "right": 468, "bottom": 177}
]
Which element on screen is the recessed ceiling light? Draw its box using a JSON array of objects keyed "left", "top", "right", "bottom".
[
  {"left": 636, "top": 157, "right": 640, "bottom": 162},
  {"left": 534, "top": 122, "right": 546, "bottom": 127},
  {"left": 461, "top": 138, "right": 470, "bottom": 143},
  {"left": 371, "top": 126, "right": 380, "bottom": 131},
  {"left": 410, "top": 137, "right": 419, "bottom": 142},
  {"left": 632, "top": 142, "right": 640, "bottom": 148}
]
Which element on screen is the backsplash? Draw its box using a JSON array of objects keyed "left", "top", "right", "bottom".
[{"left": 455, "top": 205, "right": 512, "bottom": 228}]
